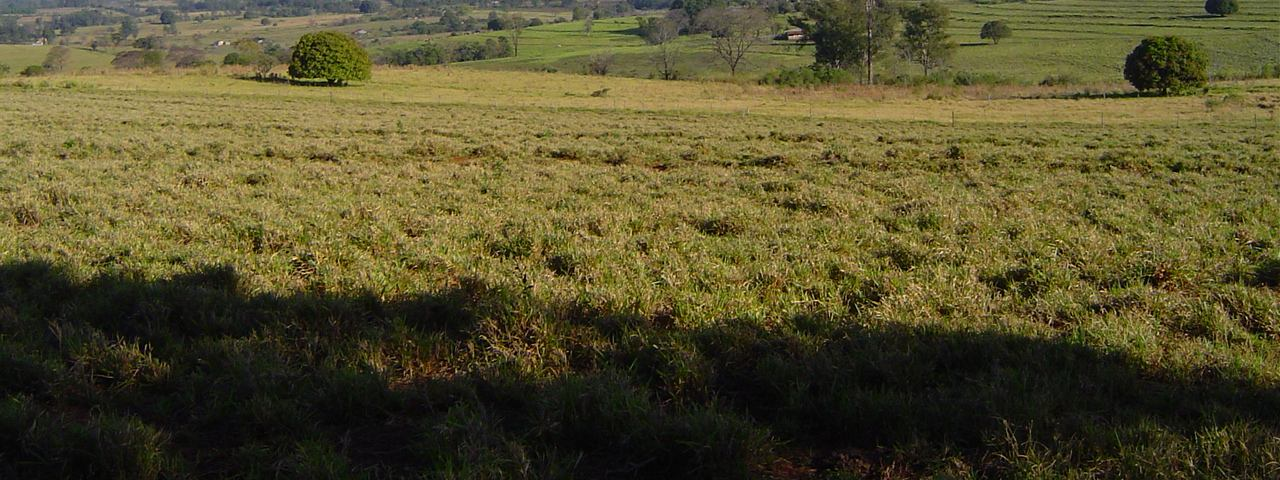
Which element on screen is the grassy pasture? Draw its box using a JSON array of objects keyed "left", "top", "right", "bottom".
[
  {"left": 945, "top": 0, "right": 1280, "bottom": 82},
  {"left": 0, "top": 44, "right": 115, "bottom": 72},
  {"left": 7, "top": 0, "right": 1276, "bottom": 82},
  {"left": 0, "top": 69, "right": 1277, "bottom": 478},
  {"left": 415, "top": 0, "right": 1280, "bottom": 82}
]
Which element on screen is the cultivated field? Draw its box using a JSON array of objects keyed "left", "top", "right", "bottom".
[{"left": 1, "top": 70, "right": 1278, "bottom": 478}]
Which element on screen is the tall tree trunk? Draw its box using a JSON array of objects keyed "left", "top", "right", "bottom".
[{"left": 865, "top": 0, "right": 874, "bottom": 84}]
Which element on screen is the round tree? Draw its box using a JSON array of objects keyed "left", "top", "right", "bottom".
[
  {"left": 288, "top": 32, "right": 371, "bottom": 85},
  {"left": 980, "top": 20, "right": 1012, "bottom": 45},
  {"left": 1205, "top": 0, "right": 1239, "bottom": 16},
  {"left": 1123, "top": 36, "right": 1208, "bottom": 95}
]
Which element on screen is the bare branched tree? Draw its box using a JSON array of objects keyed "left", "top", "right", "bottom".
[
  {"left": 644, "top": 11, "right": 689, "bottom": 80},
  {"left": 696, "top": 7, "right": 774, "bottom": 76}
]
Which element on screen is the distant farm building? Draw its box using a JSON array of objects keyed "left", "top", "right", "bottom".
[{"left": 778, "top": 28, "right": 806, "bottom": 42}]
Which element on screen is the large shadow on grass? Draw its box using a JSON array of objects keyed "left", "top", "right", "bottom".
[{"left": 0, "top": 259, "right": 1276, "bottom": 478}]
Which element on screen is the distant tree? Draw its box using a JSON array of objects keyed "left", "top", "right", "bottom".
[
  {"left": 583, "top": 16, "right": 593, "bottom": 35},
  {"left": 41, "top": 45, "right": 71, "bottom": 73},
  {"left": 133, "top": 36, "right": 163, "bottom": 50},
  {"left": 1123, "top": 36, "right": 1208, "bottom": 95},
  {"left": 980, "top": 20, "right": 1011, "bottom": 44},
  {"left": 381, "top": 42, "right": 445, "bottom": 66},
  {"left": 675, "top": 0, "right": 726, "bottom": 21},
  {"left": 897, "top": 0, "right": 953, "bottom": 76},
  {"left": 20, "top": 65, "right": 44, "bottom": 76},
  {"left": 358, "top": 0, "right": 380, "bottom": 14},
  {"left": 1204, "top": 0, "right": 1239, "bottom": 16},
  {"left": 289, "top": 31, "right": 371, "bottom": 85},
  {"left": 232, "top": 39, "right": 277, "bottom": 76},
  {"left": 111, "top": 49, "right": 165, "bottom": 69},
  {"left": 168, "top": 47, "right": 206, "bottom": 68},
  {"left": 505, "top": 16, "right": 529, "bottom": 56},
  {"left": 159, "top": 10, "right": 177, "bottom": 25},
  {"left": 164, "top": 22, "right": 179, "bottom": 35},
  {"left": 120, "top": 17, "right": 138, "bottom": 39},
  {"left": 643, "top": 10, "right": 688, "bottom": 80},
  {"left": 807, "top": 0, "right": 897, "bottom": 83},
  {"left": 696, "top": 6, "right": 773, "bottom": 76},
  {"left": 587, "top": 51, "right": 613, "bottom": 75},
  {"left": 572, "top": 6, "right": 589, "bottom": 20},
  {"left": 142, "top": 50, "right": 165, "bottom": 68},
  {"left": 261, "top": 17, "right": 272, "bottom": 26}
]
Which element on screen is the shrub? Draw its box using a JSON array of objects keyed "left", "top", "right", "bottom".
[
  {"left": 288, "top": 31, "right": 371, "bottom": 85},
  {"left": 980, "top": 20, "right": 1012, "bottom": 44},
  {"left": 1205, "top": 0, "right": 1239, "bottom": 16},
  {"left": 1039, "top": 73, "right": 1081, "bottom": 86},
  {"left": 1123, "top": 36, "right": 1208, "bottom": 95},
  {"left": 222, "top": 52, "right": 249, "bottom": 65},
  {"left": 42, "top": 46, "right": 71, "bottom": 73},
  {"left": 167, "top": 47, "right": 205, "bottom": 68},
  {"left": 379, "top": 42, "right": 445, "bottom": 66},
  {"left": 587, "top": 52, "right": 614, "bottom": 76},
  {"left": 0, "top": 64, "right": 9, "bottom": 76},
  {"left": 111, "top": 50, "right": 166, "bottom": 70},
  {"left": 20, "top": 65, "right": 45, "bottom": 77},
  {"left": 759, "top": 65, "right": 855, "bottom": 87}
]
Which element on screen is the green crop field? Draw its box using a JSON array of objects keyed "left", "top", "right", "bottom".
[{"left": 1, "top": 69, "right": 1278, "bottom": 478}]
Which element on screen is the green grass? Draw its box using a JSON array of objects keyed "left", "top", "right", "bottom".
[
  {"left": 0, "top": 70, "right": 1277, "bottom": 478},
  {"left": 945, "top": 0, "right": 1280, "bottom": 82},
  {"left": 14, "top": 0, "right": 1277, "bottom": 82},
  {"left": 376, "top": 0, "right": 1280, "bottom": 82},
  {"left": 0, "top": 45, "right": 116, "bottom": 73}
]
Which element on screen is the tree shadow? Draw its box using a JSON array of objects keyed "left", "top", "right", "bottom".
[
  {"left": 1022, "top": 89, "right": 1148, "bottom": 100},
  {"left": 0, "top": 259, "right": 1276, "bottom": 478},
  {"left": 234, "top": 73, "right": 357, "bottom": 87}
]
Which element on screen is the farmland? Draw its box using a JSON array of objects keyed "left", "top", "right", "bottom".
[
  {"left": 1, "top": 70, "right": 1278, "bottom": 477},
  {"left": 2, "top": 0, "right": 1277, "bottom": 82}
]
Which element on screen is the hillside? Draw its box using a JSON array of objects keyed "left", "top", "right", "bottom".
[{"left": 2, "top": 0, "right": 1276, "bottom": 82}]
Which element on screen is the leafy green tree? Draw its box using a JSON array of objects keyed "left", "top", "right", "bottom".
[
  {"left": 288, "top": 31, "right": 371, "bottom": 85},
  {"left": 1205, "top": 0, "right": 1239, "bottom": 16},
  {"left": 41, "top": 45, "right": 71, "bottom": 73},
  {"left": 1123, "top": 36, "right": 1208, "bottom": 95},
  {"left": 980, "top": 20, "right": 1011, "bottom": 44},
  {"left": 674, "top": 0, "right": 726, "bottom": 21},
  {"left": 806, "top": 0, "right": 896, "bottom": 83},
  {"left": 20, "top": 65, "right": 44, "bottom": 76},
  {"left": 159, "top": 10, "right": 177, "bottom": 25},
  {"left": 120, "top": 17, "right": 138, "bottom": 39},
  {"left": 897, "top": 0, "right": 953, "bottom": 76}
]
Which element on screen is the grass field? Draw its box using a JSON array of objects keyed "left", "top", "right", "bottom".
[
  {"left": 945, "top": 0, "right": 1280, "bottom": 82},
  {"left": 0, "top": 45, "right": 116, "bottom": 73},
  {"left": 5, "top": 0, "right": 1276, "bottom": 82},
  {"left": 0, "top": 69, "right": 1278, "bottom": 478},
  {"left": 389, "top": 0, "right": 1280, "bottom": 82}
]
